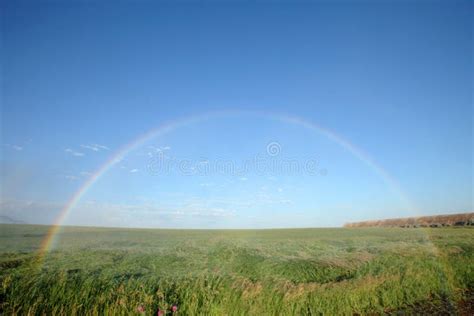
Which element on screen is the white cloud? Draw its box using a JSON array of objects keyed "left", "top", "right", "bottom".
[
  {"left": 200, "top": 182, "right": 214, "bottom": 187},
  {"left": 80, "top": 144, "right": 109, "bottom": 152},
  {"left": 72, "top": 201, "right": 237, "bottom": 227},
  {"left": 0, "top": 198, "right": 251, "bottom": 228},
  {"left": 239, "top": 177, "right": 248, "bottom": 181},
  {"left": 4, "top": 144, "right": 24, "bottom": 151},
  {"left": 148, "top": 145, "right": 171, "bottom": 152},
  {"left": 130, "top": 168, "right": 139, "bottom": 173},
  {"left": 145, "top": 146, "right": 171, "bottom": 159},
  {"left": 192, "top": 208, "right": 236, "bottom": 218},
  {"left": 278, "top": 188, "right": 283, "bottom": 193},
  {"left": 60, "top": 171, "right": 92, "bottom": 181},
  {"left": 65, "top": 148, "right": 85, "bottom": 157},
  {"left": 111, "top": 155, "right": 124, "bottom": 165}
]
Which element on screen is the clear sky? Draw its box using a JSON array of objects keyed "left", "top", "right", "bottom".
[{"left": 1, "top": 1, "right": 472, "bottom": 228}]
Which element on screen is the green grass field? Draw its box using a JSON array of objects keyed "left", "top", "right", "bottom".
[{"left": 0, "top": 224, "right": 473, "bottom": 315}]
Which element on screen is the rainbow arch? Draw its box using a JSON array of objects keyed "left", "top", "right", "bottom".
[{"left": 39, "top": 110, "right": 417, "bottom": 256}]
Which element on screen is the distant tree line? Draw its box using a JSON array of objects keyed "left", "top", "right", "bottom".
[{"left": 344, "top": 213, "right": 474, "bottom": 228}]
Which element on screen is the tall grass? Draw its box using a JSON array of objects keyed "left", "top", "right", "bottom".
[{"left": 1, "top": 225, "right": 472, "bottom": 315}]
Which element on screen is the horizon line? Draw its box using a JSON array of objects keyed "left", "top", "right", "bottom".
[{"left": 2, "top": 210, "right": 472, "bottom": 231}]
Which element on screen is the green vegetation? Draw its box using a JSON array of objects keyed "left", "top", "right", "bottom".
[{"left": 1, "top": 224, "right": 473, "bottom": 315}]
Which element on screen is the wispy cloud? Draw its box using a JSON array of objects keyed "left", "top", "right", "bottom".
[
  {"left": 0, "top": 198, "right": 277, "bottom": 228},
  {"left": 254, "top": 190, "right": 292, "bottom": 205},
  {"left": 200, "top": 182, "right": 214, "bottom": 187},
  {"left": 69, "top": 200, "right": 236, "bottom": 227},
  {"left": 65, "top": 148, "right": 85, "bottom": 157},
  {"left": 239, "top": 177, "right": 248, "bottom": 181},
  {"left": 111, "top": 155, "right": 124, "bottom": 166},
  {"left": 148, "top": 145, "right": 171, "bottom": 152},
  {"left": 130, "top": 168, "right": 139, "bottom": 173},
  {"left": 60, "top": 171, "right": 92, "bottom": 181},
  {"left": 146, "top": 145, "right": 171, "bottom": 157},
  {"left": 186, "top": 208, "right": 236, "bottom": 218},
  {"left": 4, "top": 144, "right": 24, "bottom": 151},
  {"left": 80, "top": 143, "right": 109, "bottom": 152}
]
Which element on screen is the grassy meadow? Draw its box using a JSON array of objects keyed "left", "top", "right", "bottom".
[{"left": 0, "top": 224, "right": 473, "bottom": 315}]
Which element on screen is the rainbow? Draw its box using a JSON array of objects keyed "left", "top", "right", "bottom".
[{"left": 38, "top": 110, "right": 417, "bottom": 256}]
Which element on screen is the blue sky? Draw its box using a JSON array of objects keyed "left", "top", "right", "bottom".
[{"left": 1, "top": 1, "right": 472, "bottom": 228}]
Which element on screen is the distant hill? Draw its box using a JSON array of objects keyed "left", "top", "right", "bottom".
[
  {"left": 0, "top": 215, "right": 26, "bottom": 224},
  {"left": 344, "top": 212, "right": 474, "bottom": 228}
]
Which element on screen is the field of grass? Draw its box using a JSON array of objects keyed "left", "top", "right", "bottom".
[{"left": 0, "top": 224, "right": 473, "bottom": 315}]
